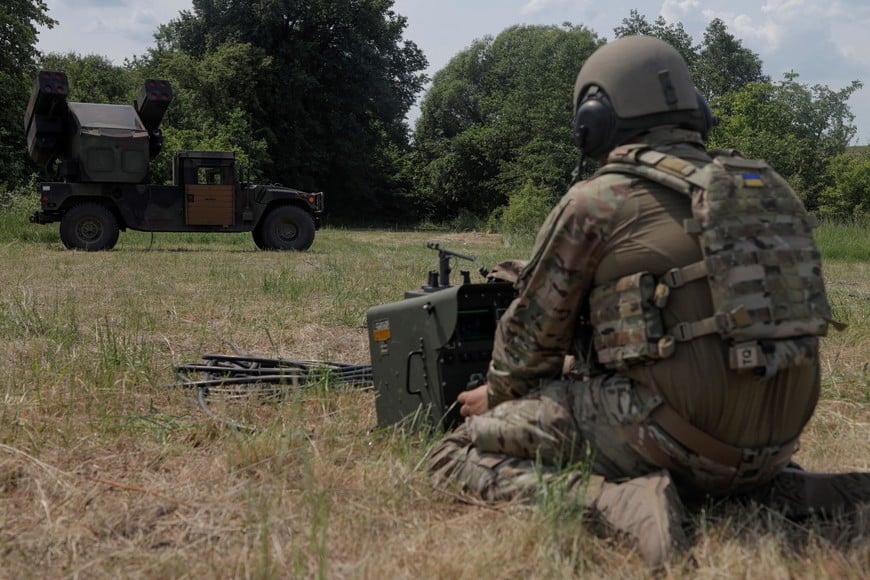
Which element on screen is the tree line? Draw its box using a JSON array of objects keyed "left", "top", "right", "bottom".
[{"left": 2, "top": 1, "right": 867, "bottom": 227}]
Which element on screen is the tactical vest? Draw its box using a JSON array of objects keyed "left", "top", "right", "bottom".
[{"left": 587, "top": 144, "right": 841, "bottom": 378}]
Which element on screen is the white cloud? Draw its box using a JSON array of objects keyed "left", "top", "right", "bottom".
[
  {"left": 520, "top": 0, "right": 574, "bottom": 16},
  {"left": 819, "top": 2, "right": 870, "bottom": 69},
  {"left": 661, "top": 0, "right": 701, "bottom": 19},
  {"left": 759, "top": 0, "right": 806, "bottom": 17},
  {"left": 729, "top": 14, "right": 782, "bottom": 51},
  {"left": 39, "top": 0, "right": 190, "bottom": 62},
  {"left": 832, "top": 21, "right": 870, "bottom": 66}
]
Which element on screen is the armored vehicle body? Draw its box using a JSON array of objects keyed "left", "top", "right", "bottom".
[{"left": 25, "top": 71, "right": 323, "bottom": 251}]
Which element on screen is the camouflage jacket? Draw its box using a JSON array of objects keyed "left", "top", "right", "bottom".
[
  {"left": 486, "top": 127, "right": 710, "bottom": 407},
  {"left": 487, "top": 127, "right": 821, "bottom": 449}
]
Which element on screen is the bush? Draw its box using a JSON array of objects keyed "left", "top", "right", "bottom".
[
  {"left": 819, "top": 150, "right": 870, "bottom": 219},
  {"left": 0, "top": 178, "right": 59, "bottom": 245},
  {"left": 491, "top": 180, "right": 556, "bottom": 237}
]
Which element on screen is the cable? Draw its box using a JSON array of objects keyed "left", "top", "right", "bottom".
[{"left": 174, "top": 353, "right": 374, "bottom": 432}]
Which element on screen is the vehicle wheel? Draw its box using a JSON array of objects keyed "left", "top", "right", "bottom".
[
  {"left": 251, "top": 225, "right": 267, "bottom": 250},
  {"left": 59, "top": 203, "right": 120, "bottom": 251},
  {"left": 259, "top": 205, "right": 315, "bottom": 251}
]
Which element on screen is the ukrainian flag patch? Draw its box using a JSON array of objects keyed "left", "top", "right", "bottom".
[{"left": 742, "top": 172, "right": 764, "bottom": 187}]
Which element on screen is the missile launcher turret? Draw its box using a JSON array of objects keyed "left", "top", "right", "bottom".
[{"left": 23, "top": 72, "right": 173, "bottom": 184}]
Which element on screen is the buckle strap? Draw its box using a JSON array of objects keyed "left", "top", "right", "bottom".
[
  {"left": 670, "top": 318, "right": 719, "bottom": 342},
  {"left": 636, "top": 383, "right": 800, "bottom": 475},
  {"left": 662, "top": 260, "right": 708, "bottom": 288},
  {"left": 670, "top": 306, "right": 753, "bottom": 342}
]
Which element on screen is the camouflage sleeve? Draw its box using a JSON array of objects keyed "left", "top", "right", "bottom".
[{"left": 486, "top": 176, "right": 627, "bottom": 407}]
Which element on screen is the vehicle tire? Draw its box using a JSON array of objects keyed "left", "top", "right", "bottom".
[
  {"left": 59, "top": 203, "right": 120, "bottom": 251},
  {"left": 259, "top": 205, "right": 315, "bottom": 251},
  {"left": 251, "top": 225, "right": 267, "bottom": 250}
]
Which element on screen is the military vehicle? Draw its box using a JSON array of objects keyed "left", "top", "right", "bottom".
[{"left": 25, "top": 71, "right": 324, "bottom": 251}]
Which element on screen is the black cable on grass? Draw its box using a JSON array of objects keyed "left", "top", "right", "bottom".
[{"left": 175, "top": 353, "right": 374, "bottom": 432}]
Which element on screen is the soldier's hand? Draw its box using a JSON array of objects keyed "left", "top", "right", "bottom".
[{"left": 458, "top": 383, "right": 489, "bottom": 417}]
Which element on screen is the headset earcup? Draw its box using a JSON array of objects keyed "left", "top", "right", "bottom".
[
  {"left": 696, "top": 91, "right": 715, "bottom": 137},
  {"left": 573, "top": 96, "right": 616, "bottom": 159}
]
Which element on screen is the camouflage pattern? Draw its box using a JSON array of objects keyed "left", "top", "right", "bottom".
[
  {"left": 485, "top": 168, "right": 627, "bottom": 407},
  {"left": 485, "top": 127, "right": 719, "bottom": 408},
  {"left": 429, "top": 376, "right": 650, "bottom": 501},
  {"left": 430, "top": 372, "right": 805, "bottom": 499},
  {"left": 588, "top": 272, "right": 674, "bottom": 368},
  {"left": 428, "top": 372, "right": 869, "bottom": 566},
  {"left": 485, "top": 259, "right": 529, "bottom": 285},
  {"left": 429, "top": 376, "right": 664, "bottom": 496},
  {"left": 727, "top": 335, "right": 820, "bottom": 379},
  {"left": 697, "top": 154, "right": 833, "bottom": 340},
  {"left": 428, "top": 381, "right": 589, "bottom": 502},
  {"left": 434, "top": 126, "right": 821, "bottom": 501},
  {"left": 427, "top": 125, "right": 868, "bottom": 566},
  {"left": 596, "top": 145, "right": 838, "bottom": 375}
]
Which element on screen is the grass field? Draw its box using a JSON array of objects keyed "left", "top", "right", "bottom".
[{"left": 0, "top": 208, "right": 867, "bottom": 578}]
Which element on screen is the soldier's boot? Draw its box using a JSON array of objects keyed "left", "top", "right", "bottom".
[
  {"left": 749, "top": 468, "right": 870, "bottom": 519},
  {"left": 588, "top": 469, "right": 688, "bottom": 570}
]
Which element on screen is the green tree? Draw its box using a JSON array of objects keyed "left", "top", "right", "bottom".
[
  {"left": 138, "top": 42, "right": 272, "bottom": 184},
  {"left": 413, "top": 24, "right": 601, "bottom": 222},
  {"left": 38, "top": 53, "right": 134, "bottom": 104},
  {"left": 694, "top": 18, "right": 766, "bottom": 101},
  {"left": 819, "top": 149, "right": 870, "bottom": 218},
  {"left": 148, "top": 0, "right": 427, "bottom": 222},
  {"left": 613, "top": 10, "right": 696, "bottom": 68},
  {"left": 710, "top": 74, "right": 861, "bottom": 210},
  {"left": 0, "top": 0, "right": 55, "bottom": 189}
]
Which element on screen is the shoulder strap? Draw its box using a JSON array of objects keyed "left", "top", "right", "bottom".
[
  {"left": 596, "top": 144, "right": 714, "bottom": 196},
  {"left": 595, "top": 144, "right": 719, "bottom": 301}
]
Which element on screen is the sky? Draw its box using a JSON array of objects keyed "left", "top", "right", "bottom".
[{"left": 35, "top": 0, "right": 870, "bottom": 144}]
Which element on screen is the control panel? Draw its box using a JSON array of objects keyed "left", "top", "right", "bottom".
[{"left": 366, "top": 282, "right": 516, "bottom": 430}]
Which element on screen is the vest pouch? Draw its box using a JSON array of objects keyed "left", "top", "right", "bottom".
[
  {"left": 729, "top": 336, "right": 819, "bottom": 378},
  {"left": 595, "top": 146, "right": 841, "bottom": 377},
  {"left": 589, "top": 272, "right": 674, "bottom": 369}
]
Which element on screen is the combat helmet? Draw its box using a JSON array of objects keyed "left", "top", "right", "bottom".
[{"left": 572, "top": 35, "right": 713, "bottom": 158}]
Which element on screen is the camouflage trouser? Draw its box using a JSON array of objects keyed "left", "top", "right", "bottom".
[
  {"left": 427, "top": 375, "right": 664, "bottom": 501},
  {"left": 427, "top": 370, "right": 809, "bottom": 501},
  {"left": 428, "top": 376, "right": 870, "bottom": 537}
]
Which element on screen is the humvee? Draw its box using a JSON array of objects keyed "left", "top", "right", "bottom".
[{"left": 25, "top": 71, "right": 324, "bottom": 251}]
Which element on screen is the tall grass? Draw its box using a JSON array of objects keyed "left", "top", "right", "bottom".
[
  {"left": 0, "top": 201, "right": 866, "bottom": 577},
  {"left": 816, "top": 217, "right": 870, "bottom": 262}
]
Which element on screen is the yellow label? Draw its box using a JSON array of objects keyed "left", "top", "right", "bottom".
[{"left": 373, "top": 320, "right": 391, "bottom": 342}]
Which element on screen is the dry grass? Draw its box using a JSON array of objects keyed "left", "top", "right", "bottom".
[{"left": 0, "top": 227, "right": 867, "bottom": 578}]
